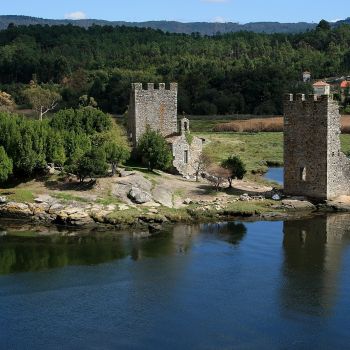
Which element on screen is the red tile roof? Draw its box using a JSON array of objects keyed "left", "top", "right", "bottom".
[
  {"left": 340, "top": 81, "right": 350, "bottom": 88},
  {"left": 313, "top": 81, "right": 330, "bottom": 87}
]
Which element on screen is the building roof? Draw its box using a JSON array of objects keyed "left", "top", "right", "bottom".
[
  {"left": 340, "top": 81, "right": 350, "bottom": 88},
  {"left": 313, "top": 81, "right": 330, "bottom": 87}
]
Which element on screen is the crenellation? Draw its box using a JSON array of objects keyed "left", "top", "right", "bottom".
[
  {"left": 284, "top": 92, "right": 350, "bottom": 200},
  {"left": 128, "top": 82, "right": 203, "bottom": 177}
]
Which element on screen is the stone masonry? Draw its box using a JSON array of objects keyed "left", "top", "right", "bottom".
[
  {"left": 128, "top": 83, "right": 178, "bottom": 147},
  {"left": 128, "top": 83, "right": 203, "bottom": 176},
  {"left": 284, "top": 93, "right": 350, "bottom": 200}
]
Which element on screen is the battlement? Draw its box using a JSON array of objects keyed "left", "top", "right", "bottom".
[
  {"left": 284, "top": 93, "right": 333, "bottom": 103},
  {"left": 132, "top": 82, "right": 178, "bottom": 92}
]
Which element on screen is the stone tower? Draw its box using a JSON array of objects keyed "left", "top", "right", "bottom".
[
  {"left": 284, "top": 93, "right": 350, "bottom": 200},
  {"left": 128, "top": 83, "right": 178, "bottom": 147}
]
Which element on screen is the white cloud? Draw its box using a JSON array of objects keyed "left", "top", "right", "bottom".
[
  {"left": 212, "top": 16, "right": 226, "bottom": 23},
  {"left": 330, "top": 18, "right": 342, "bottom": 23},
  {"left": 64, "top": 11, "right": 87, "bottom": 20},
  {"left": 202, "top": 0, "right": 229, "bottom": 3}
]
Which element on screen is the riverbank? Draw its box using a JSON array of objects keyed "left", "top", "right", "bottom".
[{"left": 1, "top": 168, "right": 350, "bottom": 235}]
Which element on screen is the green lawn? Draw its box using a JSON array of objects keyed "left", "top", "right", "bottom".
[{"left": 196, "top": 131, "right": 350, "bottom": 175}]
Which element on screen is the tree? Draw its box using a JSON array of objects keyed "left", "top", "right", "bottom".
[
  {"left": 0, "top": 146, "right": 13, "bottom": 183},
  {"left": 0, "top": 91, "right": 15, "bottom": 112},
  {"left": 24, "top": 85, "right": 61, "bottom": 121},
  {"left": 137, "top": 128, "right": 173, "bottom": 171},
  {"left": 317, "top": 20, "right": 331, "bottom": 31},
  {"left": 222, "top": 155, "right": 247, "bottom": 188},
  {"left": 206, "top": 165, "right": 231, "bottom": 191},
  {"left": 191, "top": 152, "right": 211, "bottom": 182},
  {"left": 105, "top": 142, "right": 130, "bottom": 176},
  {"left": 79, "top": 95, "right": 98, "bottom": 108},
  {"left": 75, "top": 148, "right": 108, "bottom": 182}
]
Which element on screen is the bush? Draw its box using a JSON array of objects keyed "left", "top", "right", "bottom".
[
  {"left": 0, "top": 146, "right": 13, "bottom": 182},
  {"left": 137, "top": 128, "right": 173, "bottom": 171},
  {"left": 222, "top": 155, "right": 247, "bottom": 188}
]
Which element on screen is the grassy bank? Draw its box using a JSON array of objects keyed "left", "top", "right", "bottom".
[{"left": 196, "top": 131, "right": 350, "bottom": 174}]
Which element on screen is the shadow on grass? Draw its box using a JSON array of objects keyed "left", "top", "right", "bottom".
[{"left": 45, "top": 178, "right": 97, "bottom": 192}]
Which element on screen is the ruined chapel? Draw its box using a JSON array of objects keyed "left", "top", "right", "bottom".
[{"left": 128, "top": 82, "right": 203, "bottom": 176}]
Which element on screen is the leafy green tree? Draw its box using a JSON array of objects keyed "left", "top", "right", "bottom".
[
  {"left": 222, "top": 155, "right": 247, "bottom": 188},
  {"left": 105, "top": 142, "right": 130, "bottom": 175},
  {"left": 75, "top": 147, "right": 108, "bottom": 182},
  {"left": 23, "top": 85, "right": 61, "bottom": 121},
  {"left": 0, "top": 146, "right": 13, "bottom": 182},
  {"left": 137, "top": 128, "right": 172, "bottom": 171}
]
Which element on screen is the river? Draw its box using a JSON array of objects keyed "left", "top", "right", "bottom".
[
  {"left": 1, "top": 214, "right": 350, "bottom": 349},
  {"left": 264, "top": 166, "right": 284, "bottom": 185}
]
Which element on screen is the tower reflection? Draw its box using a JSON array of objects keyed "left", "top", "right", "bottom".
[{"left": 281, "top": 214, "right": 350, "bottom": 316}]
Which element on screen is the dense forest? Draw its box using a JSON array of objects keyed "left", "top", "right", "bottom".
[{"left": 1, "top": 20, "right": 350, "bottom": 115}]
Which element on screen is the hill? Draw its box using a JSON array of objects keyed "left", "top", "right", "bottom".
[{"left": 0, "top": 15, "right": 319, "bottom": 35}]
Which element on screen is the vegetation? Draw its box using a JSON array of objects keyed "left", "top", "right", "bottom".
[
  {"left": 213, "top": 116, "right": 350, "bottom": 133},
  {"left": 1, "top": 22, "right": 350, "bottom": 115},
  {"left": 222, "top": 155, "right": 247, "bottom": 187},
  {"left": 137, "top": 128, "right": 173, "bottom": 171},
  {"left": 0, "top": 107, "right": 130, "bottom": 181},
  {"left": 0, "top": 146, "right": 12, "bottom": 182},
  {"left": 23, "top": 84, "right": 61, "bottom": 120}
]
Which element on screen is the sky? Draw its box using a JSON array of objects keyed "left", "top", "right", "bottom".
[{"left": 1, "top": 0, "right": 349, "bottom": 24}]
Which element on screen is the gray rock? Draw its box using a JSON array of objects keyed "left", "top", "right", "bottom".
[
  {"left": 272, "top": 194, "right": 281, "bottom": 201},
  {"left": 281, "top": 199, "right": 316, "bottom": 211},
  {"left": 183, "top": 198, "right": 193, "bottom": 205},
  {"left": 152, "top": 185, "right": 173, "bottom": 208},
  {"left": 239, "top": 194, "right": 251, "bottom": 201},
  {"left": 0, "top": 196, "right": 7, "bottom": 204},
  {"left": 128, "top": 187, "right": 153, "bottom": 204}
]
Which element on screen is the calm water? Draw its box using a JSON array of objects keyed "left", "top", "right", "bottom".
[
  {"left": 1, "top": 215, "right": 350, "bottom": 349},
  {"left": 265, "top": 166, "right": 284, "bottom": 185}
]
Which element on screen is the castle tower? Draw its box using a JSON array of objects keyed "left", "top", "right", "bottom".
[
  {"left": 284, "top": 94, "right": 350, "bottom": 200},
  {"left": 128, "top": 82, "right": 178, "bottom": 147}
]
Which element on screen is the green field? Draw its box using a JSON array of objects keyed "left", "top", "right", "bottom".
[{"left": 196, "top": 131, "right": 350, "bottom": 175}]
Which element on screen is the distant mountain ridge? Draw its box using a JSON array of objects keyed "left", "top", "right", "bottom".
[{"left": 0, "top": 15, "right": 349, "bottom": 35}]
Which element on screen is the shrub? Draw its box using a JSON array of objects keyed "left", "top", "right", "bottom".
[{"left": 137, "top": 127, "right": 173, "bottom": 171}]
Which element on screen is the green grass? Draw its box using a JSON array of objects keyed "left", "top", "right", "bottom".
[
  {"left": 190, "top": 119, "right": 233, "bottom": 133},
  {"left": 52, "top": 192, "right": 90, "bottom": 203},
  {"left": 1, "top": 189, "right": 35, "bottom": 202},
  {"left": 197, "top": 131, "right": 283, "bottom": 174},
  {"left": 195, "top": 131, "right": 350, "bottom": 176},
  {"left": 341, "top": 134, "right": 350, "bottom": 155}
]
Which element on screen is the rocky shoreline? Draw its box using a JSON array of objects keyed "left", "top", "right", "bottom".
[{"left": 1, "top": 192, "right": 348, "bottom": 235}]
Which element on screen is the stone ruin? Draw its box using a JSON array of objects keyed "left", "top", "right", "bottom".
[
  {"left": 128, "top": 82, "right": 203, "bottom": 176},
  {"left": 284, "top": 93, "right": 350, "bottom": 200}
]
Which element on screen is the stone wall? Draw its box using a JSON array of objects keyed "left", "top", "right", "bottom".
[
  {"left": 128, "top": 83, "right": 178, "bottom": 147},
  {"left": 170, "top": 135, "right": 203, "bottom": 176},
  {"left": 284, "top": 94, "right": 350, "bottom": 200}
]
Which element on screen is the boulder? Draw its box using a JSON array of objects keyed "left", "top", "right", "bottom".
[
  {"left": 0, "top": 202, "right": 32, "bottom": 217},
  {"left": 0, "top": 196, "right": 7, "bottom": 204},
  {"left": 128, "top": 187, "right": 153, "bottom": 204},
  {"left": 281, "top": 199, "right": 316, "bottom": 211},
  {"left": 183, "top": 198, "right": 193, "bottom": 205},
  {"left": 152, "top": 185, "right": 173, "bottom": 208}
]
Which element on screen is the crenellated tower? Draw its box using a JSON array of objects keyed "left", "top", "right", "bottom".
[
  {"left": 128, "top": 82, "right": 178, "bottom": 147},
  {"left": 284, "top": 93, "right": 350, "bottom": 200}
]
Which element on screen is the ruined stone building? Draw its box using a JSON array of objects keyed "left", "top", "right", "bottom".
[
  {"left": 128, "top": 83, "right": 203, "bottom": 176},
  {"left": 284, "top": 93, "right": 350, "bottom": 200}
]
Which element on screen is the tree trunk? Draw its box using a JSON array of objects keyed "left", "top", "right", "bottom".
[{"left": 228, "top": 177, "right": 232, "bottom": 188}]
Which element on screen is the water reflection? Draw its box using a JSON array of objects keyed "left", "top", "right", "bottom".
[
  {"left": 201, "top": 221, "right": 247, "bottom": 245},
  {"left": 281, "top": 214, "right": 350, "bottom": 316},
  {"left": 0, "top": 221, "right": 249, "bottom": 275}
]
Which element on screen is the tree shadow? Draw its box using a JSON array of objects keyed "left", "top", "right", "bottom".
[{"left": 45, "top": 178, "right": 97, "bottom": 192}]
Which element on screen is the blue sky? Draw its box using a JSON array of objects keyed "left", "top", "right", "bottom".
[{"left": 1, "top": 0, "right": 349, "bottom": 23}]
